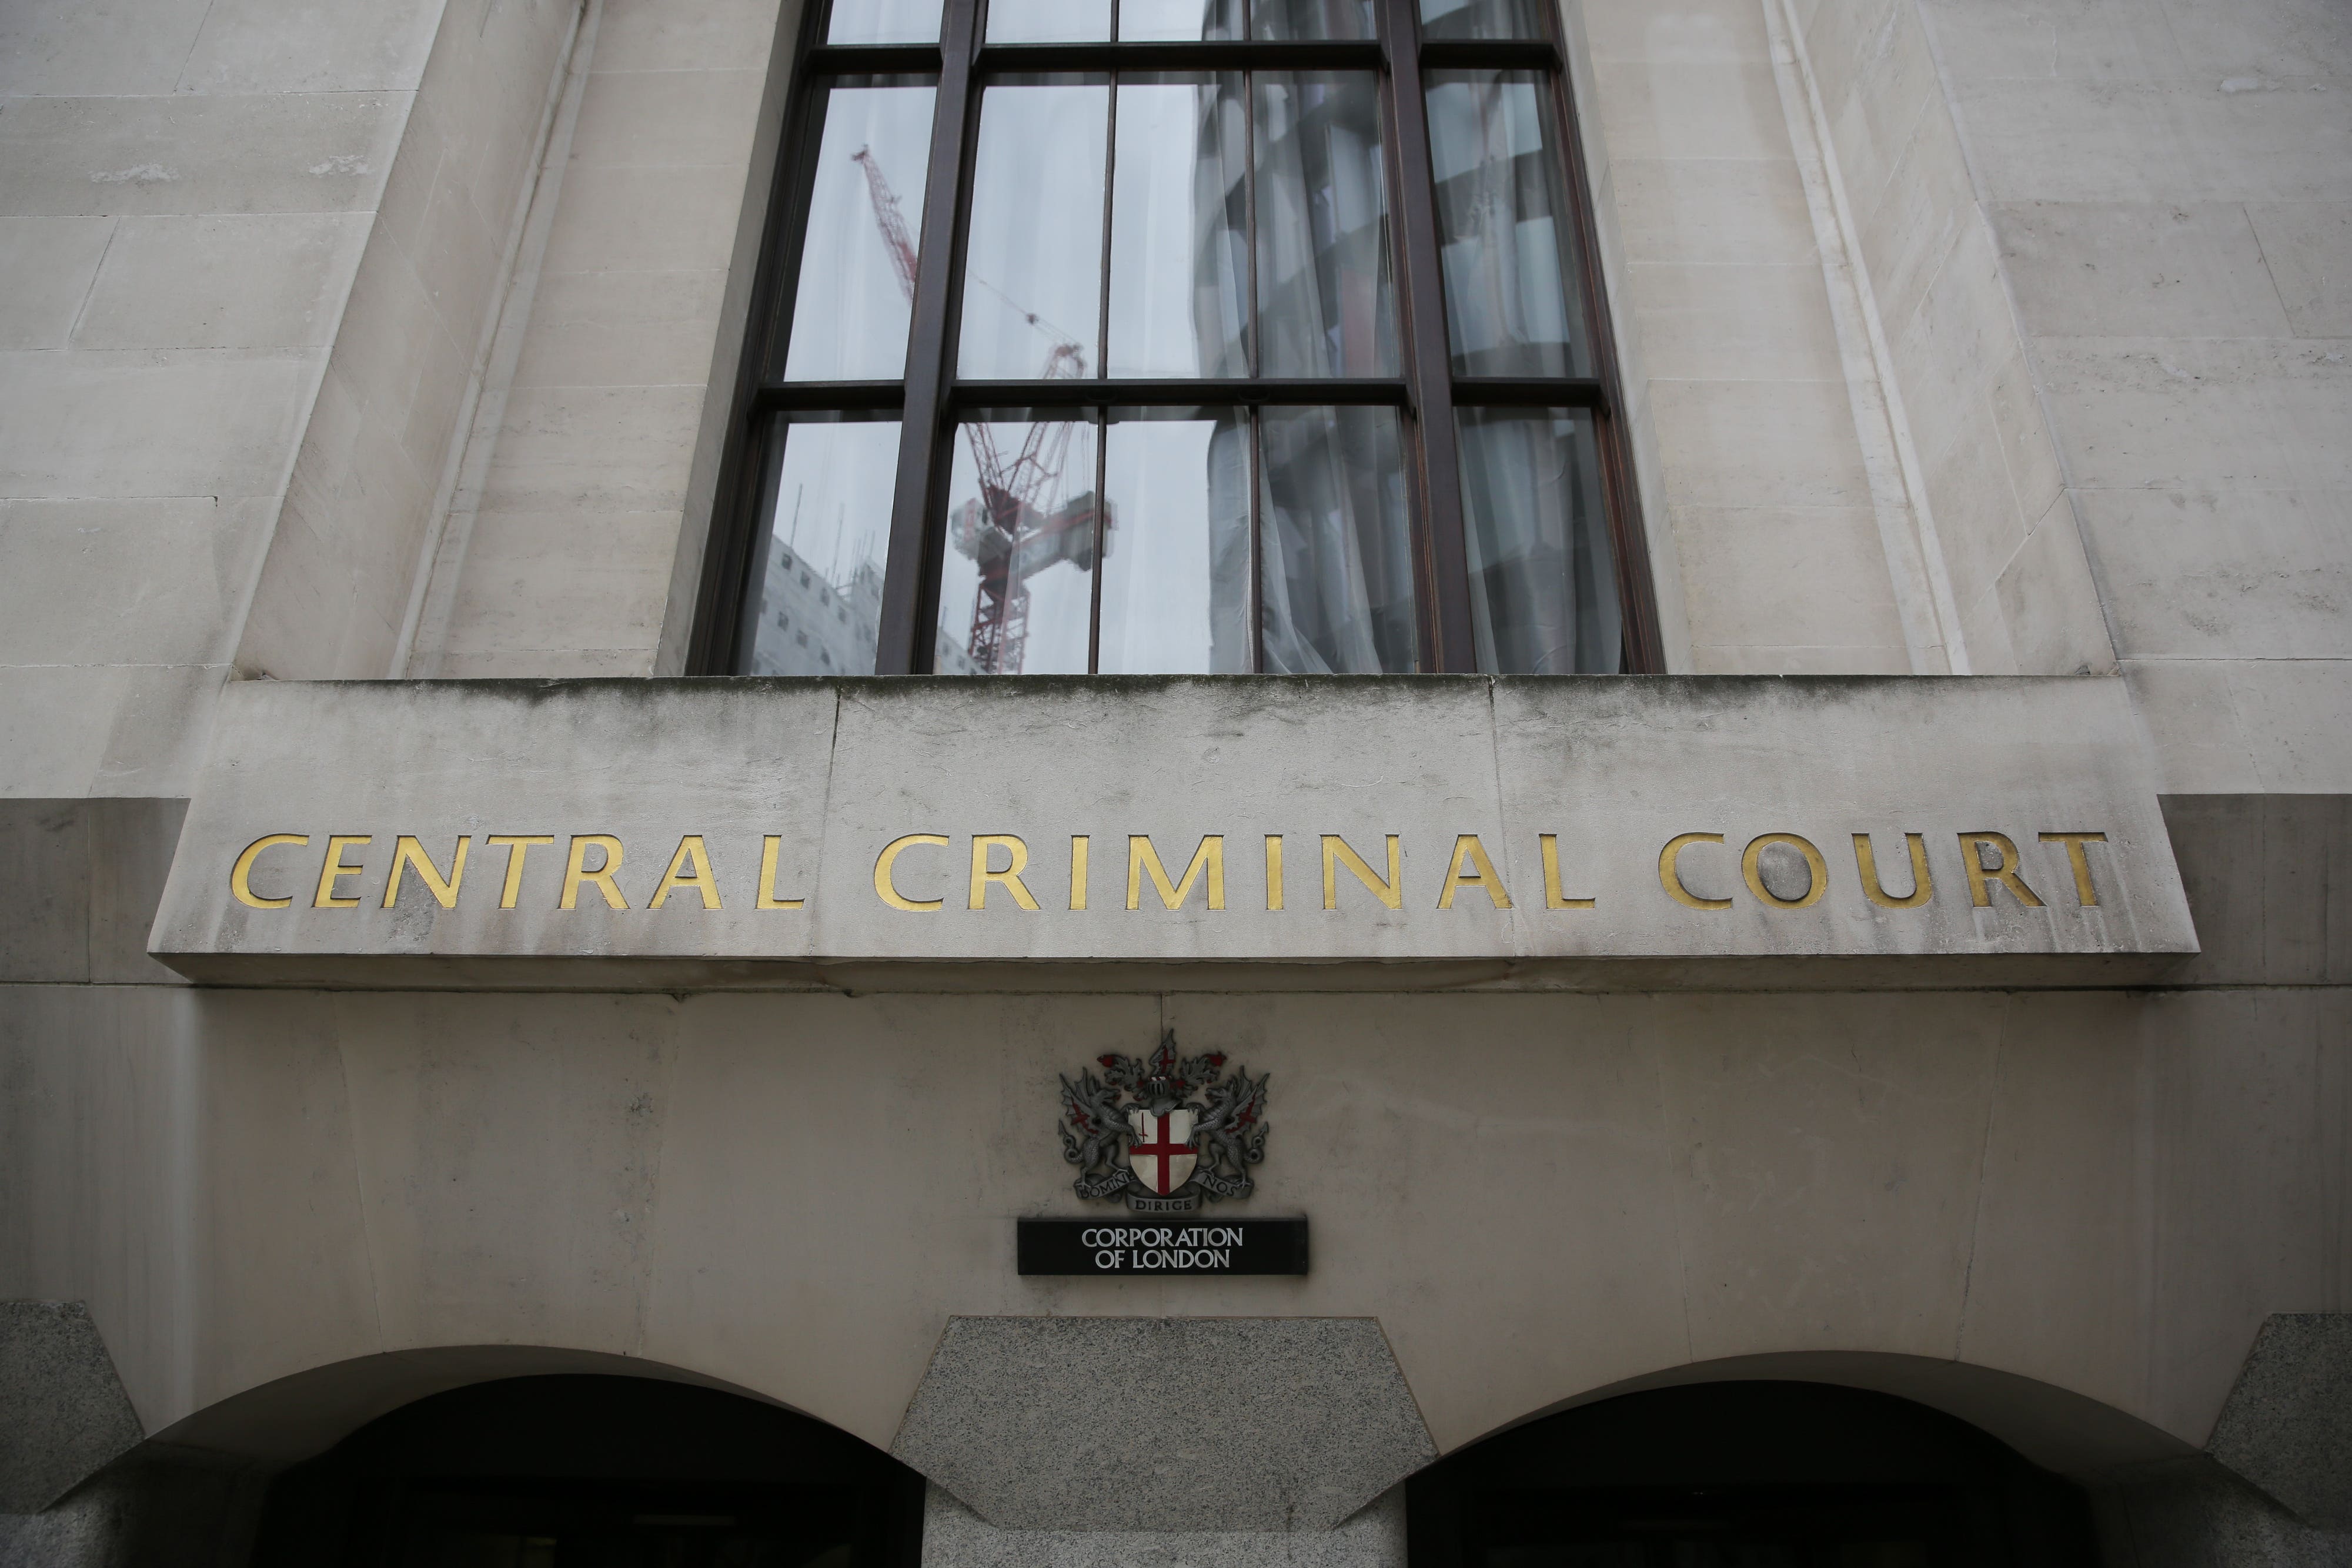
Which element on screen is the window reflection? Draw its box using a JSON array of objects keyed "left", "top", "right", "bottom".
[
  {"left": 1256, "top": 72, "right": 1399, "bottom": 378},
  {"left": 746, "top": 0, "right": 1633, "bottom": 677},
  {"left": 827, "top": 0, "right": 946, "bottom": 44},
  {"left": 1425, "top": 71, "right": 1589, "bottom": 377},
  {"left": 960, "top": 81, "right": 1109, "bottom": 380},
  {"left": 743, "top": 419, "right": 900, "bottom": 677},
  {"left": 1457, "top": 407, "right": 1619, "bottom": 673},
  {"left": 1252, "top": 0, "right": 1375, "bottom": 40},
  {"left": 1418, "top": 0, "right": 1548, "bottom": 39},
  {"left": 1098, "top": 411, "right": 1252, "bottom": 673},
  {"left": 782, "top": 85, "right": 938, "bottom": 382},
  {"left": 935, "top": 416, "right": 1104, "bottom": 674},
  {"left": 985, "top": 0, "right": 1112, "bottom": 42},
  {"left": 1119, "top": 0, "right": 1243, "bottom": 39},
  {"left": 1108, "top": 75, "right": 1248, "bottom": 378},
  {"left": 1261, "top": 407, "right": 1415, "bottom": 673}
]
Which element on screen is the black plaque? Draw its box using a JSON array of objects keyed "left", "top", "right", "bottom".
[{"left": 1017, "top": 1218, "right": 1309, "bottom": 1276}]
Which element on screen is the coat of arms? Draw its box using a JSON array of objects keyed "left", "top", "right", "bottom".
[{"left": 1058, "top": 1034, "right": 1269, "bottom": 1212}]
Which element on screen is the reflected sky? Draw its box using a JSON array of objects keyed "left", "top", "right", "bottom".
[
  {"left": 960, "top": 83, "right": 1108, "bottom": 379},
  {"left": 1108, "top": 78, "right": 1247, "bottom": 377},
  {"left": 827, "top": 0, "right": 944, "bottom": 43},
  {"left": 783, "top": 86, "right": 937, "bottom": 382},
  {"left": 986, "top": 0, "right": 1112, "bottom": 43},
  {"left": 1098, "top": 416, "right": 1250, "bottom": 673}
]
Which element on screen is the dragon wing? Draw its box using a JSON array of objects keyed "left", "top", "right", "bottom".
[{"left": 1195, "top": 1068, "right": 1266, "bottom": 1135}]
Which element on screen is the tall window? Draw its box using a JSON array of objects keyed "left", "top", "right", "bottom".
[{"left": 694, "top": 0, "right": 1658, "bottom": 677}]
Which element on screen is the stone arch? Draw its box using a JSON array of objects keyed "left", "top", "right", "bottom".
[
  {"left": 1434, "top": 1349, "right": 2194, "bottom": 1481},
  {"left": 11, "top": 1344, "right": 922, "bottom": 1568},
  {"left": 220, "top": 1351, "right": 923, "bottom": 1566},
  {"left": 1407, "top": 1372, "right": 2119, "bottom": 1564},
  {"left": 146, "top": 1342, "right": 829, "bottom": 1473}
]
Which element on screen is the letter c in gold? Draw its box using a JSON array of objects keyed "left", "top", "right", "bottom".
[
  {"left": 874, "top": 834, "right": 950, "bottom": 912},
  {"left": 1659, "top": 833, "right": 1732, "bottom": 910},
  {"left": 231, "top": 834, "right": 310, "bottom": 910}
]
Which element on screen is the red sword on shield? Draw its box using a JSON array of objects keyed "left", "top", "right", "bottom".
[{"left": 1130, "top": 1112, "right": 1193, "bottom": 1197}]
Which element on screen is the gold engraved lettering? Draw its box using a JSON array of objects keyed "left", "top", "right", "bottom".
[
  {"left": 1265, "top": 835, "right": 1284, "bottom": 912},
  {"left": 230, "top": 833, "right": 309, "bottom": 910},
  {"left": 1128, "top": 835, "right": 1224, "bottom": 911},
  {"left": 1070, "top": 835, "right": 1090, "bottom": 911},
  {"left": 757, "top": 836, "right": 805, "bottom": 910},
  {"left": 1322, "top": 834, "right": 1402, "bottom": 911},
  {"left": 1538, "top": 834, "right": 1595, "bottom": 910},
  {"left": 1853, "top": 833, "right": 1932, "bottom": 910},
  {"left": 874, "top": 834, "right": 948, "bottom": 912},
  {"left": 970, "top": 834, "right": 1041, "bottom": 911},
  {"left": 2039, "top": 832, "right": 2109, "bottom": 907},
  {"left": 1959, "top": 832, "right": 2044, "bottom": 909},
  {"left": 486, "top": 836, "right": 555, "bottom": 910},
  {"left": 383, "top": 835, "right": 470, "bottom": 910},
  {"left": 1659, "top": 833, "right": 1731, "bottom": 910},
  {"left": 312, "top": 835, "right": 372, "bottom": 909},
  {"left": 650, "top": 835, "right": 723, "bottom": 910},
  {"left": 1436, "top": 834, "right": 1512, "bottom": 910},
  {"left": 1740, "top": 833, "right": 1828, "bottom": 911},
  {"left": 560, "top": 835, "right": 629, "bottom": 911}
]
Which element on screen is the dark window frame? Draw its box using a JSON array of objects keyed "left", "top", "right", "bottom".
[{"left": 690, "top": 0, "right": 1663, "bottom": 676}]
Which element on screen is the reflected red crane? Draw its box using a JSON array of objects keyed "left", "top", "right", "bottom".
[{"left": 852, "top": 146, "right": 1104, "bottom": 674}]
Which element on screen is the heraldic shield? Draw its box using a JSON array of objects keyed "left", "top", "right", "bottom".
[
  {"left": 1127, "top": 1107, "right": 1197, "bottom": 1196},
  {"left": 1058, "top": 1032, "right": 1268, "bottom": 1212}
]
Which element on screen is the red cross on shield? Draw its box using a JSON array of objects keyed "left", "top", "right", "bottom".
[{"left": 1127, "top": 1107, "right": 1197, "bottom": 1196}]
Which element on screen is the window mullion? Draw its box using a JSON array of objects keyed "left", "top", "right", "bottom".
[
  {"left": 1380, "top": 0, "right": 1476, "bottom": 674},
  {"left": 876, "top": 0, "right": 983, "bottom": 674},
  {"left": 1244, "top": 52, "right": 1262, "bottom": 673},
  {"left": 1089, "top": 53, "right": 1116, "bottom": 674},
  {"left": 1538, "top": 61, "right": 1665, "bottom": 674}
]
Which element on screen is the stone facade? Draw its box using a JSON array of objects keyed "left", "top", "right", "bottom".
[{"left": 1, "top": 0, "right": 2346, "bottom": 1564}]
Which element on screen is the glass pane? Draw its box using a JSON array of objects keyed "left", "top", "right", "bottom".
[
  {"left": 1259, "top": 407, "right": 1415, "bottom": 673},
  {"left": 987, "top": 0, "right": 1112, "bottom": 42},
  {"left": 1120, "top": 0, "right": 1242, "bottom": 39},
  {"left": 1418, "top": 0, "right": 1548, "bottom": 39},
  {"left": 741, "top": 419, "right": 899, "bottom": 676},
  {"left": 935, "top": 417, "right": 1102, "bottom": 674},
  {"left": 828, "top": 0, "right": 944, "bottom": 42},
  {"left": 781, "top": 85, "right": 938, "bottom": 381},
  {"left": 960, "top": 82, "right": 1108, "bottom": 379},
  {"left": 1252, "top": 0, "right": 1375, "bottom": 40},
  {"left": 1457, "top": 408, "right": 1620, "bottom": 674},
  {"left": 1425, "top": 71, "right": 1590, "bottom": 376},
  {"left": 1099, "top": 411, "right": 1252, "bottom": 673},
  {"left": 1255, "top": 72, "right": 1399, "bottom": 377},
  {"left": 1108, "top": 76, "right": 1248, "bottom": 378}
]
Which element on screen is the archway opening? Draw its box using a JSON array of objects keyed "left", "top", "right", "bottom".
[
  {"left": 250, "top": 1373, "right": 923, "bottom": 1568},
  {"left": 1408, "top": 1382, "right": 2098, "bottom": 1567}
]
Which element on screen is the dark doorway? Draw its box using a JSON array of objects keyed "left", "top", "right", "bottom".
[
  {"left": 1407, "top": 1382, "right": 2097, "bottom": 1568},
  {"left": 250, "top": 1374, "right": 924, "bottom": 1568}
]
